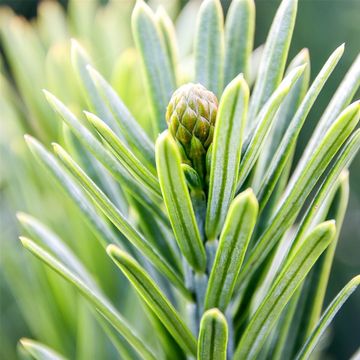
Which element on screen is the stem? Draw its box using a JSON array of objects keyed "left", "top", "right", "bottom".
[
  {"left": 194, "top": 272, "right": 208, "bottom": 316},
  {"left": 190, "top": 189, "right": 207, "bottom": 241},
  {"left": 205, "top": 239, "right": 219, "bottom": 273}
]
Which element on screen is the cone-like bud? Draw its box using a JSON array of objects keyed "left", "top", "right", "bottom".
[{"left": 166, "top": 83, "right": 218, "bottom": 180}]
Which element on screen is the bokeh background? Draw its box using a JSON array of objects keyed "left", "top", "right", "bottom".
[{"left": 0, "top": 0, "right": 359, "bottom": 359}]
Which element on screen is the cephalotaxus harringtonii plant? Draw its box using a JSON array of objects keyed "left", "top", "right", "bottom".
[{"left": 1, "top": 0, "right": 360, "bottom": 358}]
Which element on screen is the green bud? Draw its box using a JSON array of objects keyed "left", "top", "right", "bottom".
[
  {"left": 181, "top": 163, "right": 202, "bottom": 191},
  {"left": 166, "top": 83, "right": 218, "bottom": 180}
]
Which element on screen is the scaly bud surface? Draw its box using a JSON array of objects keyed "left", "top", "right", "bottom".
[{"left": 166, "top": 83, "right": 218, "bottom": 181}]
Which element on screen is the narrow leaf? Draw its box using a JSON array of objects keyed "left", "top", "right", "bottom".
[
  {"left": 175, "top": 0, "right": 202, "bottom": 58},
  {"left": 304, "top": 172, "right": 349, "bottom": 338},
  {"left": 87, "top": 65, "right": 155, "bottom": 167},
  {"left": 287, "top": 172, "right": 350, "bottom": 354},
  {"left": 205, "top": 189, "right": 258, "bottom": 311},
  {"left": 224, "top": 0, "right": 255, "bottom": 84},
  {"left": 205, "top": 74, "right": 249, "bottom": 239},
  {"left": 236, "top": 102, "right": 360, "bottom": 287},
  {"left": 248, "top": 45, "right": 264, "bottom": 87},
  {"left": 156, "top": 131, "right": 206, "bottom": 272},
  {"left": 257, "top": 45, "right": 344, "bottom": 210},
  {"left": 70, "top": 39, "right": 121, "bottom": 136},
  {"left": 17, "top": 214, "right": 136, "bottom": 359},
  {"left": 61, "top": 121, "right": 129, "bottom": 214},
  {"left": 198, "top": 308, "right": 228, "bottom": 360},
  {"left": 247, "top": 0, "right": 298, "bottom": 123},
  {"left": 237, "top": 65, "right": 305, "bottom": 191},
  {"left": 272, "top": 290, "right": 302, "bottom": 360},
  {"left": 19, "top": 338, "right": 67, "bottom": 360},
  {"left": 85, "top": 111, "right": 160, "bottom": 197},
  {"left": 194, "top": 0, "right": 224, "bottom": 96},
  {"left": 234, "top": 221, "right": 336, "bottom": 359},
  {"left": 51, "top": 143, "right": 190, "bottom": 299},
  {"left": 23, "top": 135, "right": 122, "bottom": 248},
  {"left": 266, "top": 48, "right": 310, "bottom": 155},
  {"left": 295, "top": 275, "right": 360, "bottom": 360},
  {"left": 17, "top": 213, "right": 96, "bottom": 285},
  {"left": 281, "top": 101, "right": 360, "bottom": 207},
  {"left": 290, "top": 129, "right": 360, "bottom": 255},
  {"left": 20, "top": 237, "right": 158, "bottom": 360},
  {"left": 251, "top": 48, "right": 310, "bottom": 192},
  {"left": 107, "top": 245, "right": 197, "bottom": 356},
  {"left": 155, "top": 6, "right": 179, "bottom": 81},
  {"left": 132, "top": 0, "right": 175, "bottom": 134},
  {"left": 295, "top": 52, "right": 360, "bottom": 175}
]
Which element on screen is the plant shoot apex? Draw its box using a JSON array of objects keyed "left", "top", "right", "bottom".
[{"left": 166, "top": 83, "right": 218, "bottom": 180}]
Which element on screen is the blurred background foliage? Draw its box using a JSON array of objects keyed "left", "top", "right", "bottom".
[{"left": 0, "top": 0, "right": 359, "bottom": 359}]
